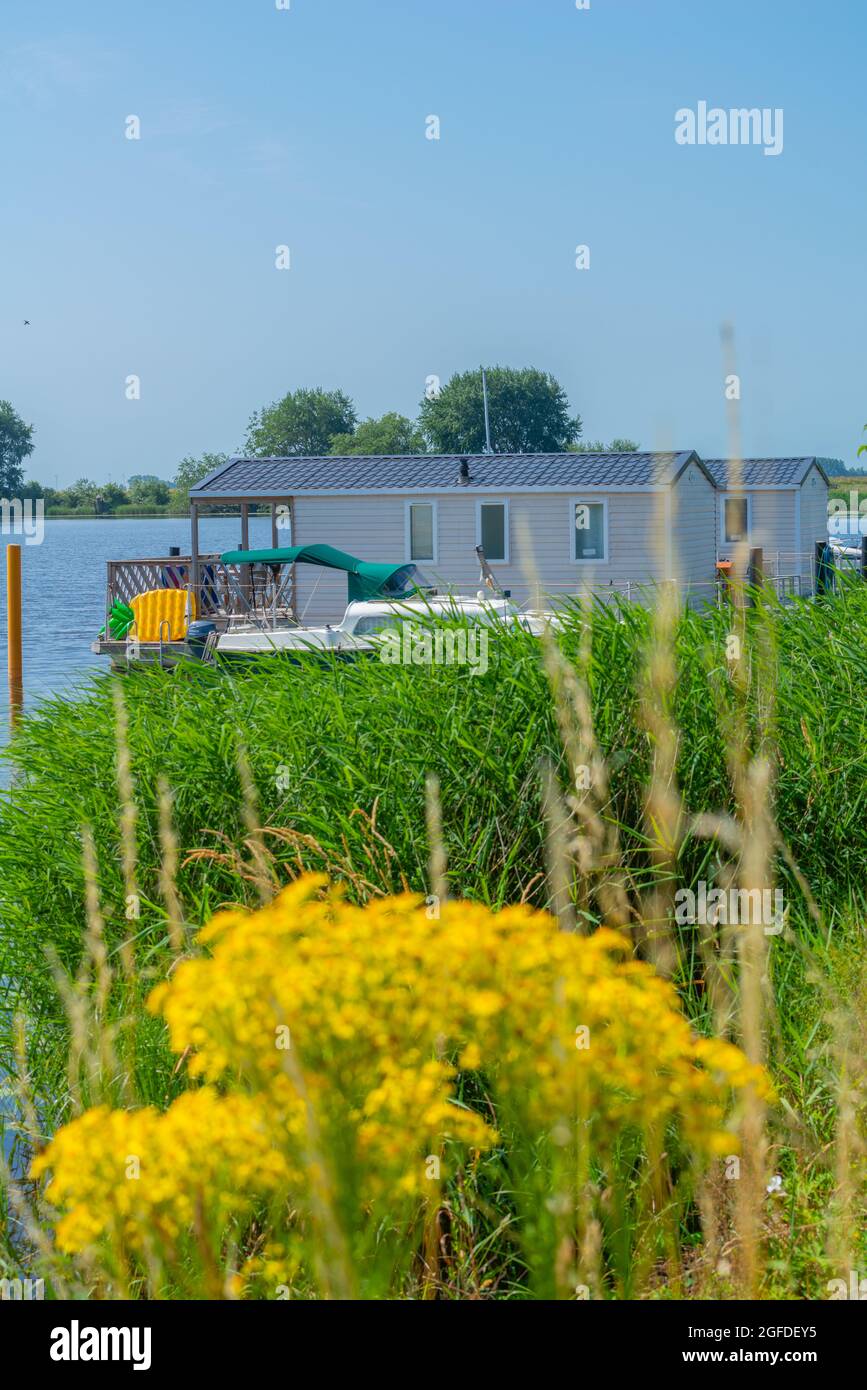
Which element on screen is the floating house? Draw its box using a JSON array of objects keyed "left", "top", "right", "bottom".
[{"left": 187, "top": 452, "right": 829, "bottom": 620}]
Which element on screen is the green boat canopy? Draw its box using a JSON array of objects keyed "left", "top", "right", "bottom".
[{"left": 219, "top": 543, "right": 419, "bottom": 602}]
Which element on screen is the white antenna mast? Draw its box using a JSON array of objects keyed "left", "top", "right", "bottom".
[{"left": 481, "top": 366, "right": 493, "bottom": 453}]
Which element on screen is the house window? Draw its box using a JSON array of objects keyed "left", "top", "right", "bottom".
[
  {"left": 407, "top": 502, "right": 436, "bottom": 562},
  {"left": 723, "top": 495, "right": 750, "bottom": 545},
  {"left": 477, "top": 501, "right": 509, "bottom": 562},
  {"left": 572, "top": 500, "right": 608, "bottom": 562}
]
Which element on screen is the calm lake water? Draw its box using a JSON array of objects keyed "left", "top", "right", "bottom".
[{"left": 0, "top": 516, "right": 273, "bottom": 747}]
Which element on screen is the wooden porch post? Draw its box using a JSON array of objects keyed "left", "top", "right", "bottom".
[
  {"left": 240, "top": 502, "right": 251, "bottom": 600},
  {"left": 274, "top": 500, "right": 295, "bottom": 618},
  {"left": 190, "top": 502, "right": 200, "bottom": 613},
  {"left": 814, "top": 539, "right": 828, "bottom": 595}
]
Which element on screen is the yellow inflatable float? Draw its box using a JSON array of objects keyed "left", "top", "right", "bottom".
[{"left": 129, "top": 588, "right": 197, "bottom": 642}]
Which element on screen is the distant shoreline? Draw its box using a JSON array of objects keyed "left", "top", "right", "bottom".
[{"left": 41, "top": 511, "right": 247, "bottom": 521}]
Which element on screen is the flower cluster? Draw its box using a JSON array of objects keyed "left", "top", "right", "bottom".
[
  {"left": 31, "top": 876, "right": 770, "bottom": 1277},
  {"left": 31, "top": 1088, "right": 291, "bottom": 1256}
]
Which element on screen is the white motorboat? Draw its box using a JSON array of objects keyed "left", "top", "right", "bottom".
[
  {"left": 215, "top": 592, "right": 560, "bottom": 657},
  {"left": 92, "top": 541, "right": 562, "bottom": 667}
]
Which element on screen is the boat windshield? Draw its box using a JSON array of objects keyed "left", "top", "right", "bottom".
[
  {"left": 352, "top": 614, "right": 403, "bottom": 635},
  {"left": 380, "top": 564, "right": 433, "bottom": 596}
]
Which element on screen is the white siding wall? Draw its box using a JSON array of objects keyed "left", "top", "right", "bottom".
[
  {"left": 291, "top": 490, "right": 672, "bottom": 621},
  {"left": 798, "top": 466, "right": 830, "bottom": 582},
  {"left": 748, "top": 491, "right": 796, "bottom": 560},
  {"left": 671, "top": 462, "right": 718, "bottom": 603}
]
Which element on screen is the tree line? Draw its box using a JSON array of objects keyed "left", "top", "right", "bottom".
[{"left": 1, "top": 368, "right": 638, "bottom": 512}]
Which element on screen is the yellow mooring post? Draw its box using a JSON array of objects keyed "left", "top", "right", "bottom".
[{"left": 7, "top": 543, "right": 23, "bottom": 726}]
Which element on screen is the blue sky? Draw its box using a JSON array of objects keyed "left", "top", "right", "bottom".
[{"left": 1, "top": 0, "right": 865, "bottom": 485}]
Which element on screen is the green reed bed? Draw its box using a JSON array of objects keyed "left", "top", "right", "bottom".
[
  {"left": 1, "top": 587, "right": 865, "bottom": 1096},
  {"left": 0, "top": 583, "right": 865, "bottom": 1299}
]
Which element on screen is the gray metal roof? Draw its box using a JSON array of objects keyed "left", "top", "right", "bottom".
[
  {"left": 703, "top": 458, "right": 828, "bottom": 488},
  {"left": 190, "top": 451, "right": 706, "bottom": 498}
]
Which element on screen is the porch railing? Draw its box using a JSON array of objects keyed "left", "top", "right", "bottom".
[{"left": 104, "top": 554, "right": 297, "bottom": 636}]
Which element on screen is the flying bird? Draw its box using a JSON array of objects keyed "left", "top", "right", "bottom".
[{"left": 23, "top": 320, "right": 30, "bottom": 326}]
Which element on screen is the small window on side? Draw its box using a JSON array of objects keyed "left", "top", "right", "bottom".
[
  {"left": 409, "top": 503, "right": 435, "bottom": 562},
  {"left": 724, "top": 497, "right": 749, "bottom": 544},
  {"left": 479, "top": 502, "right": 507, "bottom": 562},
  {"left": 573, "top": 501, "right": 607, "bottom": 561}
]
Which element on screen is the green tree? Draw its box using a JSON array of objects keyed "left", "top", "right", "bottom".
[
  {"left": 330, "top": 412, "right": 425, "bottom": 456},
  {"left": 174, "top": 452, "right": 229, "bottom": 493},
  {"left": 418, "top": 367, "right": 582, "bottom": 454},
  {"left": 97, "top": 483, "right": 130, "bottom": 511},
  {"left": 23, "top": 481, "right": 64, "bottom": 509},
  {"left": 128, "top": 478, "right": 170, "bottom": 507},
  {"left": 245, "top": 388, "right": 357, "bottom": 457},
  {"left": 0, "top": 400, "right": 35, "bottom": 494},
  {"left": 570, "top": 438, "right": 639, "bottom": 453},
  {"left": 67, "top": 479, "right": 100, "bottom": 509}
]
